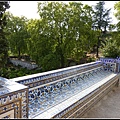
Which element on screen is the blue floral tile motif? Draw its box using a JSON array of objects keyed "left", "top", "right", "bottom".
[
  {"left": 0, "top": 90, "right": 28, "bottom": 119},
  {"left": 0, "top": 88, "right": 9, "bottom": 96},
  {"left": 15, "top": 62, "right": 102, "bottom": 89},
  {"left": 3, "top": 115, "right": 10, "bottom": 119},
  {"left": 99, "top": 57, "right": 120, "bottom": 72},
  {"left": 28, "top": 66, "right": 113, "bottom": 118},
  {"left": 103, "top": 62, "right": 116, "bottom": 72}
]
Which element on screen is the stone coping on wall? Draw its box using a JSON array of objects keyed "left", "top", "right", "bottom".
[
  {"left": 0, "top": 77, "right": 29, "bottom": 118},
  {"left": 32, "top": 73, "right": 118, "bottom": 119},
  {"left": 0, "top": 77, "right": 28, "bottom": 96}
]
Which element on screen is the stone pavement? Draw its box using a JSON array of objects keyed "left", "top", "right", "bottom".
[{"left": 81, "top": 85, "right": 120, "bottom": 118}]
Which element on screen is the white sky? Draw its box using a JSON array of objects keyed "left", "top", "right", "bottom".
[{"left": 7, "top": 1, "right": 119, "bottom": 24}]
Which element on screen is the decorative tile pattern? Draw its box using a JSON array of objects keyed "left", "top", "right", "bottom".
[
  {"left": 0, "top": 109, "right": 14, "bottom": 119},
  {"left": 14, "top": 62, "right": 102, "bottom": 90},
  {"left": 103, "top": 63, "right": 116, "bottom": 72},
  {"left": 0, "top": 90, "right": 28, "bottom": 118},
  {"left": 99, "top": 57, "right": 120, "bottom": 72},
  {"left": 3, "top": 115, "right": 11, "bottom": 119},
  {"left": 28, "top": 66, "right": 114, "bottom": 118},
  {"left": 6, "top": 60, "right": 118, "bottom": 119},
  {"left": 53, "top": 74, "right": 118, "bottom": 118}
]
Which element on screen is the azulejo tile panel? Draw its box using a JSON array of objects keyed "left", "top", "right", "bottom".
[
  {"left": 7, "top": 61, "right": 117, "bottom": 118},
  {"left": 0, "top": 90, "right": 28, "bottom": 118},
  {"left": 1, "top": 61, "right": 118, "bottom": 119},
  {"left": 13, "top": 62, "right": 102, "bottom": 88},
  {"left": 103, "top": 62, "right": 116, "bottom": 72},
  {"left": 99, "top": 57, "right": 120, "bottom": 72},
  {"left": 28, "top": 66, "right": 114, "bottom": 118}
]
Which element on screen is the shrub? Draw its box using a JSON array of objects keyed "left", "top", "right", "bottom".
[{"left": 101, "top": 39, "right": 120, "bottom": 58}]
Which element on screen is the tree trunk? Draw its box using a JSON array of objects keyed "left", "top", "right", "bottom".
[
  {"left": 60, "top": 52, "right": 65, "bottom": 68},
  {"left": 96, "top": 36, "right": 100, "bottom": 58},
  {"left": 18, "top": 48, "right": 21, "bottom": 60}
]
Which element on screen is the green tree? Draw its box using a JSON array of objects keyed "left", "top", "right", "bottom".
[
  {"left": 0, "top": 2, "right": 10, "bottom": 67},
  {"left": 5, "top": 12, "right": 28, "bottom": 59},
  {"left": 114, "top": 1, "right": 120, "bottom": 31},
  {"left": 92, "top": 1, "right": 112, "bottom": 58},
  {"left": 114, "top": 1, "right": 120, "bottom": 21},
  {"left": 67, "top": 2, "right": 97, "bottom": 62},
  {"left": 36, "top": 1, "right": 97, "bottom": 71},
  {"left": 100, "top": 1, "right": 120, "bottom": 59},
  {"left": 112, "top": 2, "right": 120, "bottom": 49},
  {"left": 101, "top": 38, "right": 120, "bottom": 58}
]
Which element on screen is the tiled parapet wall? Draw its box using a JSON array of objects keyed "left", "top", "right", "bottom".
[
  {"left": 0, "top": 77, "right": 28, "bottom": 119},
  {"left": 28, "top": 65, "right": 105, "bottom": 118},
  {"left": 99, "top": 57, "right": 120, "bottom": 63},
  {"left": 9, "top": 61, "right": 119, "bottom": 118},
  {"left": 30, "top": 66, "right": 119, "bottom": 118},
  {"left": 54, "top": 73, "right": 119, "bottom": 118},
  {"left": 103, "top": 62, "right": 118, "bottom": 73},
  {"left": 10, "top": 61, "right": 103, "bottom": 89},
  {"left": 99, "top": 57, "right": 120, "bottom": 73}
]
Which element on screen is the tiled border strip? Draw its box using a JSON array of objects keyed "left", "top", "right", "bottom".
[
  {"left": 33, "top": 73, "right": 119, "bottom": 118},
  {"left": 29, "top": 66, "right": 103, "bottom": 91},
  {"left": 67, "top": 75, "right": 119, "bottom": 118},
  {"left": 0, "top": 88, "right": 28, "bottom": 118},
  {"left": 10, "top": 62, "right": 102, "bottom": 89},
  {"left": 56, "top": 74, "right": 119, "bottom": 118},
  {"left": 0, "top": 109, "right": 14, "bottom": 118}
]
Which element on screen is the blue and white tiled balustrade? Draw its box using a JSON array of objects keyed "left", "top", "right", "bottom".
[
  {"left": 10, "top": 61, "right": 102, "bottom": 89},
  {"left": 0, "top": 59, "right": 118, "bottom": 119},
  {"left": 99, "top": 57, "right": 120, "bottom": 72},
  {"left": 9, "top": 61, "right": 118, "bottom": 118},
  {"left": 28, "top": 66, "right": 114, "bottom": 118}
]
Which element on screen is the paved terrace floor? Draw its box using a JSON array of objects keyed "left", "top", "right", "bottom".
[{"left": 81, "top": 85, "right": 120, "bottom": 118}]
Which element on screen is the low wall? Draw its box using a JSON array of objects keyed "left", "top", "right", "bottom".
[
  {"left": 0, "top": 77, "right": 28, "bottom": 119},
  {"left": 11, "top": 61, "right": 120, "bottom": 118},
  {"left": 1, "top": 61, "right": 119, "bottom": 118},
  {"left": 99, "top": 57, "right": 120, "bottom": 72},
  {"left": 31, "top": 67, "right": 119, "bottom": 118},
  {"left": 9, "top": 58, "right": 38, "bottom": 70}
]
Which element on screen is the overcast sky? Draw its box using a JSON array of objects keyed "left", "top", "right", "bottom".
[{"left": 7, "top": 1, "right": 119, "bottom": 24}]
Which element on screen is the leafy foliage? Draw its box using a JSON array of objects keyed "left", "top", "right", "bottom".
[
  {"left": 0, "top": 2, "right": 10, "bottom": 67},
  {"left": 0, "top": 63, "right": 42, "bottom": 79},
  {"left": 5, "top": 12, "right": 29, "bottom": 59},
  {"left": 101, "top": 39, "right": 120, "bottom": 58},
  {"left": 114, "top": 1, "right": 120, "bottom": 21},
  {"left": 92, "top": 1, "right": 112, "bottom": 57},
  {"left": 36, "top": 1, "right": 97, "bottom": 70},
  {"left": 4, "top": 1, "right": 118, "bottom": 78}
]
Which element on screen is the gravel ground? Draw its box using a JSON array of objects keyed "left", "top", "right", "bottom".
[{"left": 81, "top": 85, "right": 120, "bottom": 118}]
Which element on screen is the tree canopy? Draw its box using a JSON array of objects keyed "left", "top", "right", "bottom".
[
  {"left": 4, "top": 1, "right": 117, "bottom": 73},
  {"left": 92, "top": 1, "right": 112, "bottom": 57},
  {"left": 0, "top": 2, "right": 10, "bottom": 67}
]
